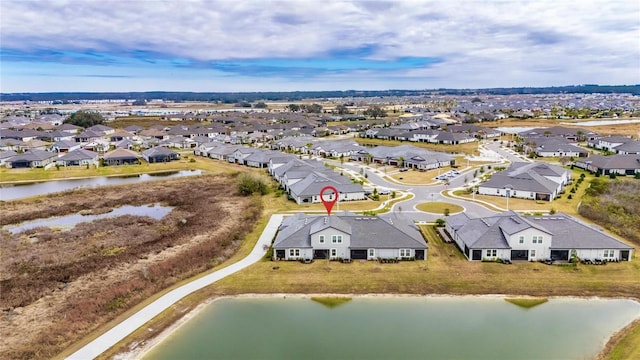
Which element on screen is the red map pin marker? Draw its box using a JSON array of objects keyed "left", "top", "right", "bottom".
[{"left": 320, "top": 185, "right": 339, "bottom": 216}]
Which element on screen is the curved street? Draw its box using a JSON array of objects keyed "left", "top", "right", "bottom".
[{"left": 326, "top": 143, "right": 508, "bottom": 222}]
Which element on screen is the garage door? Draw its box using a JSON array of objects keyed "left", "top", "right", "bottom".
[
  {"left": 351, "top": 250, "right": 367, "bottom": 260},
  {"left": 550, "top": 250, "right": 569, "bottom": 261}
]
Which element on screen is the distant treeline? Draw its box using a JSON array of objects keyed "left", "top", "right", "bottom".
[{"left": 2, "top": 85, "right": 639, "bottom": 102}]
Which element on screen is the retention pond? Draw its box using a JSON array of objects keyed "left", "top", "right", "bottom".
[{"left": 143, "top": 296, "right": 640, "bottom": 360}]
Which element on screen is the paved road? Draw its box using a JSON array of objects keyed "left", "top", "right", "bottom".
[
  {"left": 67, "top": 214, "right": 284, "bottom": 360},
  {"left": 325, "top": 153, "right": 505, "bottom": 222}
]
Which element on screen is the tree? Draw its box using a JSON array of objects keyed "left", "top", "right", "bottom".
[
  {"left": 335, "top": 104, "right": 350, "bottom": 115},
  {"left": 253, "top": 102, "right": 268, "bottom": 109},
  {"left": 435, "top": 218, "right": 446, "bottom": 227},
  {"left": 287, "top": 104, "right": 301, "bottom": 112},
  {"left": 132, "top": 99, "right": 146, "bottom": 106},
  {"left": 302, "top": 103, "right": 323, "bottom": 113},
  {"left": 64, "top": 110, "right": 105, "bottom": 128},
  {"left": 364, "top": 105, "right": 387, "bottom": 119}
]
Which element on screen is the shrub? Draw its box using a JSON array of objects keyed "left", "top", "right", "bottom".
[
  {"left": 435, "top": 218, "right": 446, "bottom": 227},
  {"left": 237, "top": 173, "right": 270, "bottom": 196},
  {"left": 444, "top": 208, "right": 450, "bottom": 216},
  {"left": 609, "top": 172, "right": 617, "bottom": 179},
  {"left": 568, "top": 194, "right": 573, "bottom": 199}
]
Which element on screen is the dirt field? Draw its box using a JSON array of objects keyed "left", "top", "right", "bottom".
[{"left": 0, "top": 174, "right": 262, "bottom": 360}]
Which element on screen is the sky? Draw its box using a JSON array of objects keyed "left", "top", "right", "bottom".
[{"left": 1, "top": 0, "right": 639, "bottom": 93}]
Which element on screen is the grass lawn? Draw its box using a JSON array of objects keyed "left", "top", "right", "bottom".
[
  {"left": 603, "top": 319, "right": 640, "bottom": 360},
  {"left": 416, "top": 202, "right": 464, "bottom": 214},
  {"left": 205, "top": 225, "right": 640, "bottom": 298},
  {"left": 355, "top": 138, "right": 481, "bottom": 156}
]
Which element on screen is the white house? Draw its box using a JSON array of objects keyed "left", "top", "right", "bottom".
[
  {"left": 445, "top": 211, "right": 633, "bottom": 262},
  {"left": 273, "top": 212, "right": 427, "bottom": 261}
]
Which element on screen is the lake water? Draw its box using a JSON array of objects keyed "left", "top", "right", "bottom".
[
  {"left": 3, "top": 203, "right": 172, "bottom": 234},
  {"left": 143, "top": 296, "right": 640, "bottom": 360},
  {"left": 0, "top": 170, "right": 202, "bottom": 201}
]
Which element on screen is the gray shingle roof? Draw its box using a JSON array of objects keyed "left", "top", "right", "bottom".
[
  {"left": 274, "top": 213, "right": 427, "bottom": 250},
  {"left": 447, "top": 212, "right": 632, "bottom": 251},
  {"left": 58, "top": 149, "right": 98, "bottom": 161}
]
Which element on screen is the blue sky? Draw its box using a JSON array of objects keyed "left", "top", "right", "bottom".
[{"left": 1, "top": 0, "right": 639, "bottom": 92}]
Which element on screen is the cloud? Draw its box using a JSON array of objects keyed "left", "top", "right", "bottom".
[{"left": 1, "top": 0, "right": 639, "bottom": 92}]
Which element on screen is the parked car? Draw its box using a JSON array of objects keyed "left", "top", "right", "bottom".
[{"left": 399, "top": 168, "right": 409, "bottom": 172}]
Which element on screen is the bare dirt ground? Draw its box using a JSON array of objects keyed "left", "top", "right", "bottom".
[{"left": 0, "top": 174, "right": 262, "bottom": 360}]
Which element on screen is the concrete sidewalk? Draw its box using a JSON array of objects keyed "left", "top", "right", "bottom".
[{"left": 67, "top": 214, "right": 284, "bottom": 360}]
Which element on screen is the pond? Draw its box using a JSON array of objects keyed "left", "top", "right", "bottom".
[
  {"left": 143, "top": 296, "right": 640, "bottom": 360},
  {"left": 3, "top": 203, "right": 173, "bottom": 234},
  {"left": 0, "top": 170, "right": 202, "bottom": 201}
]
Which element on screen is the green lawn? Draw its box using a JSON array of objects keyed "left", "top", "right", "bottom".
[{"left": 416, "top": 202, "right": 464, "bottom": 214}]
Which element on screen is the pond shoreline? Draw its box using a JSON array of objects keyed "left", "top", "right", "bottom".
[
  {"left": 0, "top": 169, "right": 201, "bottom": 185},
  {"left": 116, "top": 293, "right": 640, "bottom": 360}
]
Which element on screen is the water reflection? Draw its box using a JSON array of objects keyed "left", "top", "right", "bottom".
[
  {"left": 4, "top": 204, "right": 172, "bottom": 234},
  {"left": 0, "top": 170, "right": 202, "bottom": 201}
]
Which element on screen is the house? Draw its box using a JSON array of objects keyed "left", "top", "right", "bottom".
[
  {"left": 588, "top": 136, "right": 638, "bottom": 152},
  {"left": 445, "top": 211, "right": 633, "bottom": 262},
  {"left": 230, "top": 147, "right": 258, "bottom": 165},
  {"left": 0, "top": 138, "right": 26, "bottom": 151},
  {"left": 530, "top": 138, "right": 588, "bottom": 158},
  {"left": 86, "top": 124, "right": 115, "bottom": 135},
  {"left": 0, "top": 150, "right": 18, "bottom": 166},
  {"left": 75, "top": 129, "right": 105, "bottom": 143},
  {"left": 102, "top": 148, "right": 140, "bottom": 166},
  {"left": 574, "top": 154, "right": 640, "bottom": 176},
  {"left": 244, "top": 150, "right": 282, "bottom": 168},
  {"left": 5, "top": 149, "right": 57, "bottom": 168},
  {"left": 50, "top": 140, "right": 82, "bottom": 153},
  {"left": 477, "top": 162, "right": 570, "bottom": 201},
  {"left": 272, "top": 212, "right": 427, "bottom": 261},
  {"left": 57, "top": 123, "right": 82, "bottom": 134},
  {"left": 352, "top": 145, "right": 455, "bottom": 170},
  {"left": 57, "top": 149, "right": 100, "bottom": 167},
  {"left": 519, "top": 126, "right": 597, "bottom": 141},
  {"left": 287, "top": 171, "right": 365, "bottom": 204},
  {"left": 142, "top": 146, "right": 180, "bottom": 163},
  {"left": 208, "top": 144, "right": 242, "bottom": 161}
]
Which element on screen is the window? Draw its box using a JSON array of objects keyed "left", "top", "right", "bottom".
[
  {"left": 603, "top": 250, "right": 614, "bottom": 258},
  {"left": 331, "top": 248, "right": 337, "bottom": 257},
  {"left": 486, "top": 249, "right": 497, "bottom": 257},
  {"left": 400, "top": 249, "right": 411, "bottom": 257},
  {"left": 289, "top": 249, "right": 300, "bottom": 257},
  {"left": 530, "top": 250, "right": 536, "bottom": 257},
  {"left": 532, "top": 235, "right": 543, "bottom": 244},
  {"left": 519, "top": 236, "right": 525, "bottom": 244},
  {"left": 332, "top": 235, "right": 343, "bottom": 244},
  {"left": 319, "top": 235, "right": 325, "bottom": 244},
  {"left": 513, "top": 191, "right": 517, "bottom": 196},
  {"left": 368, "top": 248, "right": 375, "bottom": 257}
]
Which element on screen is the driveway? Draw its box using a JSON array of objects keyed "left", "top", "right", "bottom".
[{"left": 67, "top": 214, "right": 284, "bottom": 360}]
